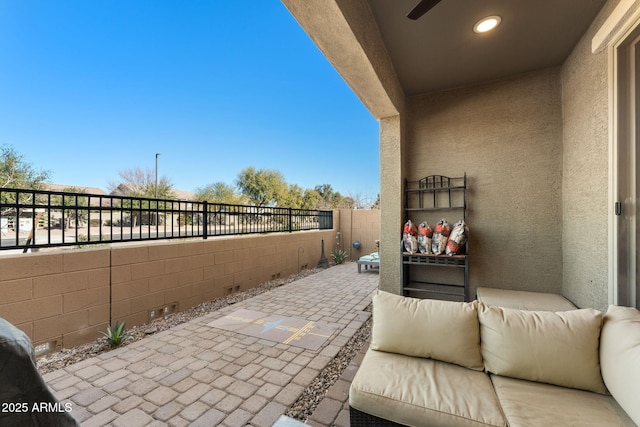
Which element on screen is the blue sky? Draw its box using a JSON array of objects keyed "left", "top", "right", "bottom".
[{"left": 0, "top": 1, "right": 379, "bottom": 201}]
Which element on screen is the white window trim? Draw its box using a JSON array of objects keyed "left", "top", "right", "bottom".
[{"left": 598, "top": 3, "right": 640, "bottom": 307}]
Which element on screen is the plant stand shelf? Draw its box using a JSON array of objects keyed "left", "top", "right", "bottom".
[{"left": 402, "top": 174, "right": 469, "bottom": 301}]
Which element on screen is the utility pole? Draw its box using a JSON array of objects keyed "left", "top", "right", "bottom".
[{"left": 155, "top": 152, "right": 160, "bottom": 199}]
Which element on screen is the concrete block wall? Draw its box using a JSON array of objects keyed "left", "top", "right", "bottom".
[
  {"left": 109, "top": 230, "right": 337, "bottom": 330},
  {"left": 0, "top": 209, "right": 380, "bottom": 351},
  {"left": 0, "top": 248, "right": 111, "bottom": 352},
  {"left": 336, "top": 209, "right": 381, "bottom": 260}
]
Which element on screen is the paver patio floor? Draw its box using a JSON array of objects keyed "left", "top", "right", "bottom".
[{"left": 42, "top": 263, "right": 378, "bottom": 427}]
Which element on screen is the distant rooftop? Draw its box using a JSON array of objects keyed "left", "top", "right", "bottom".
[
  {"left": 46, "top": 183, "right": 195, "bottom": 201},
  {"left": 45, "top": 183, "right": 108, "bottom": 196}
]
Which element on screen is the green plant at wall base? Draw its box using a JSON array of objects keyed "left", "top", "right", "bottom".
[
  {"left": 332, "top": 249, "right": 348, "bottom": 264},
  {"left": 74, "top": 234, "right": 89, "bottom": 249},
  {"left": 100, "top": 321, "right": 130, "bottom": 348}
]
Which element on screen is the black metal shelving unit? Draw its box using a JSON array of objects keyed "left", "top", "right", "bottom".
[{"left": 402, "top": 174, "right": 469, "bottom": 301}]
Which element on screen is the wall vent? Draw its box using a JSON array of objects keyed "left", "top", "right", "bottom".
[
  {"left": 34, "top": 340, "right": 57, "bottom": 357},
  {"left": 149, "top": 302, "right": 179, "bottom": 322},
  {"left": 225, "top": 286, "right": 241, "bottom": 295},
  {"left": 163, "top": 302, "right": 178, "bottom": 318}
]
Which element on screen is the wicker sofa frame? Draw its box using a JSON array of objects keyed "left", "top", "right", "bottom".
[{"left": 349, "top": 406, "right": 407, "bottom": 427}]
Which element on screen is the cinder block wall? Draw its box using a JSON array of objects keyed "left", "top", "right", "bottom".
[
  {"left": 0, "top": 248, "right": 111, "bottom": 352},
  {"left": 0, "top": 207, "right": 382, "bottom": 351},
  {"left": 109, "top": 230, "right": 337, "bottom": 330},
  {"left": 336, "top": 209, "right": 381, "bottom": 260}
]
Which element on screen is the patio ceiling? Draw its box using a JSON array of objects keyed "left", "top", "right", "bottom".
[{"left": 369, "top": 0, "right": 608, "bottom": 95}]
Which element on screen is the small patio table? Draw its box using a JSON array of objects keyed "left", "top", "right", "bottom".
[{"left": 357, "top": 253, "right": 379, "bottom": 273}]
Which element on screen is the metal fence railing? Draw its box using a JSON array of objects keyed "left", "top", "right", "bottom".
[{"left": 0, "top": 188, "right": 333, "bottom": 252}]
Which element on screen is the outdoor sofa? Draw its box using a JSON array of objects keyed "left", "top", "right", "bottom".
[{"left": 349, "top": 289, "right": 639, "bottom": 426}]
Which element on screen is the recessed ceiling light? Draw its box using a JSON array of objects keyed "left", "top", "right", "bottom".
[{"left": 473, "top": 16, "right": 501, "bottom": 33}]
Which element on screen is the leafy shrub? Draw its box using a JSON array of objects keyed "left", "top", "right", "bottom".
[
  {"left": 332, "top": 249, "right": 349, "bottom": 264},
  {"left": 100, "top": 321, "right": 130, "bottom": 348}
]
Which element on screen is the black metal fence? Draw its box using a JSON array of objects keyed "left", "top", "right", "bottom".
[{"left": 0, "top": 188, "right": 334, "bottom": 252}]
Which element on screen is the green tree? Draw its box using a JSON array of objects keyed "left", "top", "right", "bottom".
[
  {"left": 314, "top": 184, "right": 344, "bottom": 209},
  {"left": 0, "top": 145, "right": 51, "bottom": 217},
  {"left": 280, "top": 184, "right": 324, "bottom": 210},
  {"left": 302, "top": 189, "right": 321, "bottom": 210},
  {"left": 195, "top": 182, "right": 243, "bottom": 204},
  {"left": 235, "top": 167, "right": 287, "bottom": 207},
  {"left": 0, "top": 145, "right": 50, "bottom": 189},
  {"left": 195, "top": 182, "right": 247, "bottom": 229},
  {"left": 51, "top": 187, "right": 89, "bottom": 229},
  {"left": 280, "top": 184, "right": 305, "bottom": 208}
]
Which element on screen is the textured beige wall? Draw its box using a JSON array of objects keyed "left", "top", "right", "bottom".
[
  {"left": 405, "top": 68, "right": 564, "bottom": 299},
  {"left": 379, "top": 115, "right": 404, "bottom": 294},
  {"left": 561, "top": 0, "right": 617, "bottom": 312},
  {"left": 282, "top": 0, "right": 621, "bottom": 309}
]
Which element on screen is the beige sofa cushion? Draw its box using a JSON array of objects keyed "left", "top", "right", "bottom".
[
  {"left": 600, "top": 305, "right": 640, "bottom": 426},
  {"left": 476, "top": 287, "right": 577, "bottom": 311},
  {"left": 371, "top": 290, "right": 483, "bottom": 370},
  {"left": 350, "top": 349, "right": 507, "bottom": 427},
  {"left": 478, "top": 303, "right": 607, "bottom": 394},
  {"left": 490, "top": 375, "right": 636, "bottom": 427}
]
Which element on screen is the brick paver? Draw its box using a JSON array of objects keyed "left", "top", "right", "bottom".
[
  {"left": 307, "top": 336, "right": 371, "bottom": 427},
  {"left": 42, "top": 263, "right": 377, "bottom": 426}
]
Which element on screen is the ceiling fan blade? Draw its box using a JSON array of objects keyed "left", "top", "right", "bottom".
[{"left": 407, "top": 0, "right": 443, "bottom": 20}]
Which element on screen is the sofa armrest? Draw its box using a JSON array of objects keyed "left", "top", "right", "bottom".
[{"left": 600, "top": 305, "right": 640, "bottom": 426}]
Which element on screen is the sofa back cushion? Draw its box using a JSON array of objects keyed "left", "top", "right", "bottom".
[
  {"left": 371, "top": 290, "right": 484, "bottom": 370},
  {"left": 478, "top": 303, "right": 607, "bottom": 394},
  {"left": 600, "top": 305, "right": 640, "bottom": 425}
]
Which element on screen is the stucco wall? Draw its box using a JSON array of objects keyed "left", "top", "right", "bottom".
[
  {"left": 405, "top": 68, "right": 564, "bottom": 299},
  {"left": 560, "top": 1, "right": 617, "bottom": 312},
  {"left": 283, "top": 0, "right": 622, "bottom": 309},
  {"left": 379, "top": 115, "right": 404, "bottom": 294}
]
